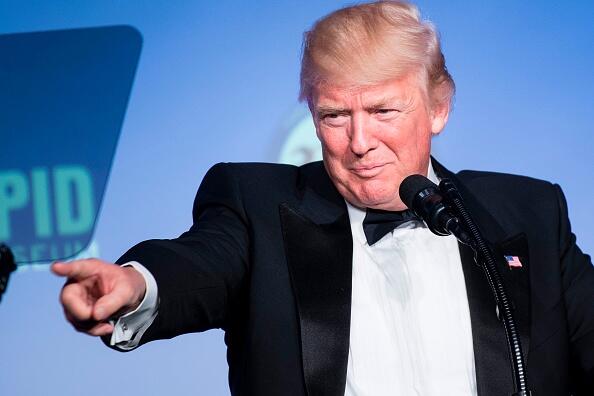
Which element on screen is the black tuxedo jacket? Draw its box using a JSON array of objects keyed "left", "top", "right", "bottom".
[{"left": 117, "top": 159, "right": 594, "bottom": 395}]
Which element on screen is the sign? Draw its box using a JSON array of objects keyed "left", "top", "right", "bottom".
[{"left": 0, "top": 26, "right": 142, "bottom": 265}]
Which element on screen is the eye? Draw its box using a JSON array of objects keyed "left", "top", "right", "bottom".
[
  {"left": 375, "top": 108, "right": 396, "bottom": 115},
  {"left": 320, "top": 112, "right": 348, "bottom": 127},
  {"left": 321, "top": 112, "right": 346, "bottom": 119},
  {"left": 374, "top": 108, "right": 399, "bottom": 119}
]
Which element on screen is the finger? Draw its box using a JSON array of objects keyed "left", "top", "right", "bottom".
[
  {"left": 52, "top": 259, "right": 103, "bottom": 280},
  {"left": 64, "top": 310, "right": 99, "bottom": 333},
  {"left": 93, "top": 288, "right": 130, "bottom": 321},
  {"left": 61, "top": 283, "right": 93, "bottom": 321},
  {"left": 51, "top": 261, "right": 71, "bottom": 276},
  {"left": 87, "top": 322, "right": 115, "bottom": 337}
]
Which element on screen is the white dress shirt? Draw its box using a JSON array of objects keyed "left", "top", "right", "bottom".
[
  {"left": 112, "top": 165, "right": 477, "bottom": 395},
  {"left": 344, "top": 163, "right": 477, "bottom": 395}
]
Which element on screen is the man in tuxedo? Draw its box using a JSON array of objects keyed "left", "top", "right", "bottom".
[{"left": 53, "top": 1, "right": 594, "bottom": 395}]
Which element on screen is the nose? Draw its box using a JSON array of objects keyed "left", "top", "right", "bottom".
[{"left": 349, "top": 112, "right": 377, "bottom": 156}]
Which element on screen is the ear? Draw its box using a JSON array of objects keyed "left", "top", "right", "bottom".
[
  {"left": 307, "top": 97, "right": 323, "bottom": 140},
  {"left": 430, "top": 99, "right": 450, "bottom": 135}
]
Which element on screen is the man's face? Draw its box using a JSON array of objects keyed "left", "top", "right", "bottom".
[{"left": 311, "top": 74, "right": 449, "bottom": 211}]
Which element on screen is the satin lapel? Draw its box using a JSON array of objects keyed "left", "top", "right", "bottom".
[
  {"left": 432, "top": 158, "right": 531, "bottom": 396},
  {"left": 458, "top": 242, "right": 514, "bottom": 395},
  {"left": 279, "top": 163, "right": 353, "bottom": 396}
]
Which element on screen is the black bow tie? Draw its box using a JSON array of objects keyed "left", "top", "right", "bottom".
[{"left": 362, "top": 208, "right": 421, "bottom": 245}]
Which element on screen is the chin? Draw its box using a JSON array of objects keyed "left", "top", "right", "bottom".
[
  {"left": 352, "top": 190, "right": 394, "bottom": 209},
  {"left": 353, "top": 183, "right": 406, "bottom": 210}
]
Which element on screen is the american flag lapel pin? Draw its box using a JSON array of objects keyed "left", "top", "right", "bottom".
[{"left": 505, "top": 255, "right": 522, "bottom": 269}]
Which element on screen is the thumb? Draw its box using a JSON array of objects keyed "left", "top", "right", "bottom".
[{"left": 93, "top": 288, "right": 130, "bottom": 321}]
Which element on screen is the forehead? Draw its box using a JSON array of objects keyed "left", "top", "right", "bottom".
[{"left": 312, "top": 74, "right": 426, "bottom": 108}]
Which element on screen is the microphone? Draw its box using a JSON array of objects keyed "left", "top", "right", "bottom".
[
  {"left": 399, "top": 175, "right": 471, "bottom": 244},
  {"left": 0, "top": 244, "right": 16, "bottom": 303}
]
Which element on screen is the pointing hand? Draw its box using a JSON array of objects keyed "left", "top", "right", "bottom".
[{"left": 51, "top": 259, "right": 146, "bottom": 336}]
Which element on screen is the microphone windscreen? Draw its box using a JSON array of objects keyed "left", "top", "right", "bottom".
[{"left": 399, "top": 174, "right": 437, "bottom": 209}]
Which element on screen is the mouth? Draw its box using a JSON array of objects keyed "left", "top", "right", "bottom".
[{"left": 350, "top": 163, "right": 386, "bottom": 178}]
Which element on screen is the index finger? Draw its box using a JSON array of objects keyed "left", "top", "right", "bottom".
[{"left": 51, "top": 259, "right": 102, "bottom": 280}]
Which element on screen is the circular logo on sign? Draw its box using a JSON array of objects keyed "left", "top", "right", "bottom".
[{"left": 276, "top": 107, "right": 322, "bottom": 166}]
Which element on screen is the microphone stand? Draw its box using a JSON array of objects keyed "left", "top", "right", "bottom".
[
  {"left": 439, "top": 179, "right": 532, "bottom": 396},
  {"left": 0, "top": 243, "right": 17, "bottom": 304}
]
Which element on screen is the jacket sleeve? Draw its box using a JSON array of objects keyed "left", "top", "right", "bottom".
[
  {"left": 114, "top": 163, "right": 250, "bottom": 346},
  {"left": 555, "top": 184, "right": 594, "bottom": 394}
]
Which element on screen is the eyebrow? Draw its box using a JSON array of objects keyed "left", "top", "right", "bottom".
[
  {"left": 364, "top": 96, "right": 406, "bottom": 109},
  {"left": 314, "top": 105, "right": 351, "bottom": 115},
  {"left": 368, "top": 95, "right": 415, "bottom": 113}
]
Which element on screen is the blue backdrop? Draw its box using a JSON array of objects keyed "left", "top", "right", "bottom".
[{"left": 0, "top": 1, "right": 592, "bottom": 395}]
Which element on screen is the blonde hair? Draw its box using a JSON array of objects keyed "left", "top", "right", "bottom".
[{"left": 299, "top": 0, "right": 454, "bottom": 107}]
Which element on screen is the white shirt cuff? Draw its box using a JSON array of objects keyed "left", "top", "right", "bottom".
[{"left": 109, "top": 261, "right": 159, "bottom": 350}]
